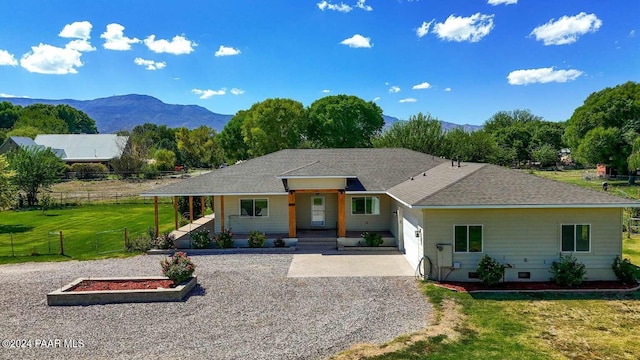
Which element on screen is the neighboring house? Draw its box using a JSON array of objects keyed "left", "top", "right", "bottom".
[
  {"left": 144, "top": 148, "right": 639, "bottom": 282},
  {"left": 34, "top": 134, "right": 129, "bottom": 164},
  {"left": 0, "top": 134, "right": 129, "bottom": 164},
  {"left": 0, "top": 136, "right": 42, "bottom": 154}
]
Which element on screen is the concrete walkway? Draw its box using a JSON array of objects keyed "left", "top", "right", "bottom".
[{"left": 287, "top": 250, "right": 417, "bottom": 277}]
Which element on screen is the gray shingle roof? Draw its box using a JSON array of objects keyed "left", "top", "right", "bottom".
[
  {"left": 144, "top": 148, "right": 640, "bottom": 208},
  {"left": 407, "top": 164, "right": 638, "bottom": 207},
  {"left": 145, "top": 148, "right": 445, "bottom": 196}
]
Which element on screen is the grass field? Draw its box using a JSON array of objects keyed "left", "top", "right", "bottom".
[
  {"left": 0, "top": 203, "right": 175, "bottom": 264},
  {"left": 532, "top": 169, "right": 640, "bottom": 199}
]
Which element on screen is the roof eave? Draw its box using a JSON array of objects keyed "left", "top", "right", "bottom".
[{"left": 413, "top": 203, "right": 640, "bottom": 209}]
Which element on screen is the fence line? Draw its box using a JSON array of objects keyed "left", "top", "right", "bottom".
[{"left": 39, "top": 192, "right": 173, "bottom": 205}]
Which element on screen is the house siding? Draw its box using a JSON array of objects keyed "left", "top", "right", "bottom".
[
  {"left": 295, "top": 192, "right": 339, "bottom": 229},
  {"left": 345, "top": 194, "right": 393, "bottom": 231},
  {"left": 288, "top": 178, "right": 346, "bottom": 190},
  {"left": 423, "top": 208, "right": 622, "bottom": 282},
  {"left": 213, "top": 195, "right": 289, "bottom": 234}
]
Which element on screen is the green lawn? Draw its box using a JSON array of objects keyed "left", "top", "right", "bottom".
[
  {"left": 532, "top": 169, "right": 639, "bottom": 199},
  {"left": 0, "top": 203, "right": 175, "bottom": 264}
]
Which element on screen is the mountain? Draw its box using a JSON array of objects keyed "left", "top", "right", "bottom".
[
  {"left": 382, "top": 115, "right": 483, "bottom": 132},
  {"left": 0, "top": 94, "right": 482, "bottom": 134},
  {"left": 0, "top": 94, "right": 233, "bottom": 134}
]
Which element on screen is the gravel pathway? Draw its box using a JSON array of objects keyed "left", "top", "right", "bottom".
[{"left": 0, "top": 254, "right": 431, "bottom": 360}]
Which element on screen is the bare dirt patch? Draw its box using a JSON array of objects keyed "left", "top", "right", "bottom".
[{"left": 51, "top": 177, "right": 183, "bottom": 194}]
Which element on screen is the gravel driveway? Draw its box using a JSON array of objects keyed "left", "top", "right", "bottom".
[{"left": 0, "top": 254, "right": 431, "bottom": 360}]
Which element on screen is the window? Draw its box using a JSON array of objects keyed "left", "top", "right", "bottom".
[
  {"left": 561, "top": 224, "right": 590, "bottom": 252},
  {"left": 454, "top": 225, "right": 482, "bottom": 253},
  {"left": 351, "top": 196, "right": 380, "bottom": 215},
  {"left": 240, "top": 199, "right": 269, "bottom": 217}
]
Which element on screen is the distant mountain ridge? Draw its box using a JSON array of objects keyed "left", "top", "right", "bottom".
[
  {"left": 0, "top": 94, "right": 482, "bottom": 134},
  {"left": 0, "top": 94, "right": 233, "bottom": 134}
]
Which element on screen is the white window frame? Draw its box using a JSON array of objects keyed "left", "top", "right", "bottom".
[
  {"left": 453, "top": 224, "right": 483, "bottom": 253},
  {"left": 560, "top": 224, "right": 591, "bottom": 253},
  {"left": 350, "top": 196, "right": 380, "bottom": 215},
  {"left": 239, "top": 198, "right": 269, "bottom": 217}
]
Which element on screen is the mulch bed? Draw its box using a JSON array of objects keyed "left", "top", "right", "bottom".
[
  {"left": 69, "top": 279, "right": 175, "bottom": 292},
  {"left": 436, "top": 281, "right": 640, "bottom": 293}
]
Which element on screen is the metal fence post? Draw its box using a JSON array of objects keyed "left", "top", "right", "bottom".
[
  {"left": 10, "top": 233, "right": 14, "bottom": 257},
  {"left": 59, "top": 231, "right": 64, "bottom": 256},
  {"left": 124, "top": 227, "right": 128, "bottom": 249}
]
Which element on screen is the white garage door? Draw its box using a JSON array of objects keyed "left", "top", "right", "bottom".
[{"left": 402, "top": 210, "right": 422, "bottom": 270}]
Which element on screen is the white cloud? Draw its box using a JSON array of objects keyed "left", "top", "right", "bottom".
[
  {"left": 507, "top": 67, "right": 583, "bottom": 85},
  {"left": 230, "top": 88, "right": 245, "bottom": 95},
  {"left": 65, "top": 39, "right": 96, "bottom": 52},
  {"left": 20, "top": 43, "right": 83, "bottom": 74},
  {"left": 322, "top": 89, "right": 331, "bottom": 93},
  {"left": 389, "top": 86, "right": 401, "bottom": 93},
  {"left": 412, "top": 82, "right": 431, "bottom": 90},
  {"left": 215, "top": 45, "right": 241, "bottom": 57},
  {"left": 399, "top": 98, "right": 417, "bottom": 103},
  {"left": 433, "top": 13, "right": 494, "bottom": 42},
  {"left": 416, "top": 20, "right": 434, "bottom": 38},
  {"left": 59, "top": 21, "right": 92, "bottom": 40},
  {"left": 372, "top": 96, "right": 381, "bottom": 102},
  {"left": 630, "top": 30, "right": 636, "bottom": 37},
  {"left": 0, "top": 50, "right": 18, "bottom": 66},
  {"left": 317, "top": 1, "right": 352, "bottom": 12},
  {"left": 192, "top": 88, "right": 226, "bottom": 99},
  {"left": 444, "top": 87, "right": 452, "bottom": 92},
  {"left": 530, "top": 12, "right": 602, "bottom": 46},
  {"left": 340, "top": 34, "right": 372, "bottom": 48},
  {"left": 0, "top": 93, "right": 28, "bottom": 98},
  {"left": 487, "top": 0, "right": 517, "bottom": 5},
  {"left": 134, "top": 57, "right": 166, "bottom": 70},
  {"left": 101, "top": 23, "right": 140, "bottom": 51},
  {"left": 145, "top": 35, "right": 196, "bottom": 55},
  {"left": 355, "top": 0, "right": 372, "bottom": 11}
]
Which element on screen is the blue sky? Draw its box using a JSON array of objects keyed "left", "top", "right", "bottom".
[{"left": 0, "top": 0, "right": 638, "bottom": 126}]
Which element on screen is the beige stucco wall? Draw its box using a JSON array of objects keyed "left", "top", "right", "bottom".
[
  {"left": 287, "top": 178, "right": 346, "bottom": 190},
  {"left": 345, "top": 194, "right": 393, "bottom": 231},
  {"left": 295, "top": 192, "right": 339, "bottom": 229},
  {"left": 423, "top": 207, "right": 623, "bottom": 282},
  {"left": 213, "top": 195, "right": 289, "bottom": 234}
]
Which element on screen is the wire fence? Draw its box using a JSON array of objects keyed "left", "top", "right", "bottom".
[{"left": 39, "top": 192, "right": 174, "bottom": 206}]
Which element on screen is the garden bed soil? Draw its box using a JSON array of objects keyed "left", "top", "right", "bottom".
[
  {"left": 69, "top": 279, "right": 175, "bottom": 292},
  {"left": 436, "top": 281, "right": 640, "bottom": 293}
]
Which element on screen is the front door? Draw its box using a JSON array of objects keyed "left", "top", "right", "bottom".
[{"left": 311, "top": 196, "right": 325, "bottom": 227}]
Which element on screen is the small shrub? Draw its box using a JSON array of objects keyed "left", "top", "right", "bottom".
[
  {"left": 247, "top": 230, "right": 266, "bottom": 248},
  {"left": 160, "top": 252, "right": 196, "bottom": 285},
  {"left": 190, "top": 228, "right": 210, "bottom": 249},
  {"left": 70, "top": 163, "right": 108, "bottom": 180},
  {"left": 361, "top": 231, "right": 383, "bottom": 247},
  {"left": 274, "top": 237, "right": 285, "bottom": 248},
  {"left": 152, "top": 232, "right": 175, "bottom": 250},
  {"left": 215, "top": 228, "right": 234, "bottom": 248},
  {"left": 476, "top": 255, "right": 505, "bottom": 286},
  {"left": 143, "top": 164, "right": 161, "bottom": 179},
  {"left": 550, "top": 254, "right": 586, "bottom": 287},
  {"left": 612, "top": 257, "right": 639, "bottom": 285},
  {"left": 178, "top": 216, "right": 189, "bottom": 227},
  {"left": 126, "top": 235, "right": 152, "bottom": 252}
]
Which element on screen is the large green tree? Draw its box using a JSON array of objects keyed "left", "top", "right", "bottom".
[
  {"left": 372, "top": 112, "right": 444, "bottom": 154},
  {"left": 0, "top": 155, "right": 15, "bottom": 209},
  {"left": 217, "top": 110, "right": 250, "bottom": 164},
  {"left": 7, "top": 146, "right": 65, "bottom": 206},
  {"left": 306, "top": 95, "right": 384, "bottom": 148},
  {"left": 564, "top": 81, "right": 640, "bottom": 172},
  {"left": 176, "top": 125, "right": 223, "bottom": 168},
  {"left": 0, "top": 102, "right": 21, "bottom": 129},
  {"left": 242, "top": 98, "right": 307, "bottom": 157}
]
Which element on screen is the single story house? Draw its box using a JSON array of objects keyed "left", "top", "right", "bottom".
[
  {"left": 143, "top": 148, "right": 639, "bottom": 282},
  {"left": 0, "top": 134, "right": 129, "bottom": 164}
]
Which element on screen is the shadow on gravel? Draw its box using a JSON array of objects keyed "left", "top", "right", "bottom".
[{"left": 184, "top": 284, "right": 206, "bottom": 301}]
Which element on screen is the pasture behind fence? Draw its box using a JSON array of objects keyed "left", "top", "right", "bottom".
[{"left": 40, "top": 192, "right": 173, "bottom": 205}]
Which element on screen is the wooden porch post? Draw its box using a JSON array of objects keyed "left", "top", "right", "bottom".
[
  {"left": 337, "top": 190, "right": 346, "bottom": 237},
  {"left": 189, "top": 196, "right": 193, "bottom": 223},
  {"left": 154, "top": 196, "right": 159, "bottom": 238},
  {"left": 288, "top": 191, "right": 296, "bottom": 238},
  {"left": 220, "top": 195, "right": 225, "bottom": 230},
  {"left": 173, "top": 196, "right": 178, "bottom": 230},
  {"left": 211, "top": 195, "right": 215, "bottom": 232},
  {"left": 200, "top": 196, "right": 205, "bottom": 218}
]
